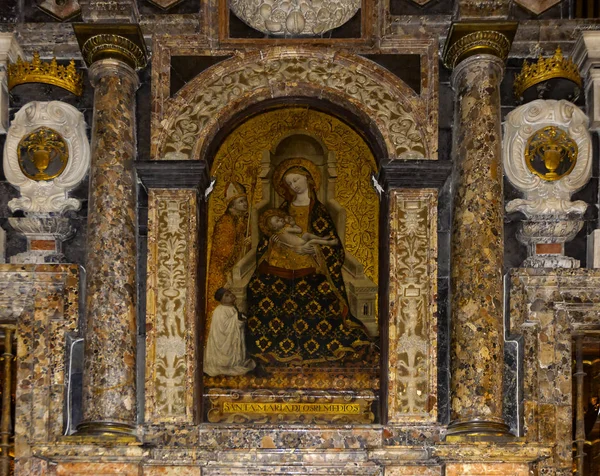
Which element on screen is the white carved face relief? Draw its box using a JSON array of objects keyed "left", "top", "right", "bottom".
[{"left": 284, "top": 173, "right": 308, "bottom": 195}]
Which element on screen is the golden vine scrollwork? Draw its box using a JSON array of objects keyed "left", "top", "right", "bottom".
[{"left": 146, "top": 191, "right": 197, "bottom": 423}]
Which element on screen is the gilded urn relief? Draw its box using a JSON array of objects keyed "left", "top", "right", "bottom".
[{"left": 203, "top": 107, "right": 380, "bottom": 423}]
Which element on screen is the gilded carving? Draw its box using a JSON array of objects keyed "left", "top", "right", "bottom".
[
  {"left": 524, "top": 126, "right": 578, "bottom": 181},
  {"left": 8, "top": 52, "right": 83, "bottom": 96},
  {"left": 443, "top": 29, "right": 512, "bottom": 70},
  {"left": 388, "top": 190, "right": 438, "bottom": 423},
  {"left": 145, "top": 190, "right": 197, "bottom": 423},
  {"left": 156, "top": 49, "right": 430, "bottom": 162},
  {"left": 17, "top": 127, "right": 68, "bottom": 181},
  {"left": 81, "top": 34, "right": 147, "bottom": 70}
]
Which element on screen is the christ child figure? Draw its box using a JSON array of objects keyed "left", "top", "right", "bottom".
[{"left": 259, "top": 208, "right": 338, "bottom": 270}]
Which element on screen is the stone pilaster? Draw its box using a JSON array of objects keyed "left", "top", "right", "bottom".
[
  {"left": 443, "top": 24, "right": 516, "bottom": 438},
  {"left": 74, "top": 27, "right": 147, "bottom": 438}
]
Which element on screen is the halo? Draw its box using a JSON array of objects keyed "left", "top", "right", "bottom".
[{"left": 272, "top": 157, "right": 321, "bottom": 199}]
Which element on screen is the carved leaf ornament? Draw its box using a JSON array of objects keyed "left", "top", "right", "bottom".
[{"left": 156, "top": 49, "right": 429, "bottom": 162}]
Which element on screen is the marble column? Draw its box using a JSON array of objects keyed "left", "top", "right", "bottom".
[
  {"left": 443, "top": 25, "right": 515, "bottom": 437},
  {"left": 75, "top": 29, "right": 146, "bottom": 437}
]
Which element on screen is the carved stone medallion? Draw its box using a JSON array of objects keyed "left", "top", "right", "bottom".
[
  {"left": 229, "top": 0, "right": 360, "bottom": 37},
  {"left": 3, "top": 101, "right": 90, "bottom": 214}
]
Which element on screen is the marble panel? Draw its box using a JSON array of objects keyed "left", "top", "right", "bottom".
[
  {"left": 55, "top": 462, "right": 140, "bottom": 475},
  {"left": 0, "top": 265, "right": 79, "bottom": 473},
  {"left": 445, "top": 463, "right": 528, "bottom": 476},
  {"left": 145, "top": 189, "right": 198, "bottom": 423},
  {"left": 509, "top": 269, "right": 600, "bottom": 473},
  {"left": 387, "top": 189, "right": 438, "bottom": 423},
  {"left": 384, "top": 466, "right": 441, "bottom": 475},
  {"left": 144, "top": 467, "right": 201, "bottom": 476}
]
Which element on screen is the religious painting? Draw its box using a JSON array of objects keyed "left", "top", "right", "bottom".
[{"left": 203, "top": 106, "right": 380, "bottom": 423}]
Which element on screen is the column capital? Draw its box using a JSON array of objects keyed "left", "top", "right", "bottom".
[
  {"left": 73, "top": 23, "right": 147, "bottom": 71},
  {"left": 442, "top": 22, "right": 518, "bottom": 71}
]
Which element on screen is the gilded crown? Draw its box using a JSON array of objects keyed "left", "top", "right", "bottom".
[
  {"left": 8, "top": 52, "right": 83, "bottom": 96},
  {"left": 513, "top": 47, "right": 582, "bottom": 100}
]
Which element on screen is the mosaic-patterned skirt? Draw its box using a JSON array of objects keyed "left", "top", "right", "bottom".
[{"left": 246, "top": 262, "right": 371, "bottom": 365}]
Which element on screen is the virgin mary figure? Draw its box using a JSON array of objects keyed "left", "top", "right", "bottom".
[{"left": 245, "top": 157, "right": 372, "bottom": 365}]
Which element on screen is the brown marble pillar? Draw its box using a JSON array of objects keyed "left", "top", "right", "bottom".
[
  {"left": 443, "top": 25, "right": 516, "bottom": 437},
  {"left": 74, "top": 28, "right": 147, "bottom": 438}
]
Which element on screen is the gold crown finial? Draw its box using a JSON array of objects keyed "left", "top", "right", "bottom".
[
  {"left": 513, "top": 47, "right": 582, "bottom": 101},
  {"left": 7, "top": 52, "right": 83, "bottom": 96}
]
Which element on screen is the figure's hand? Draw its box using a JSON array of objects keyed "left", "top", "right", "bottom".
[
  {"left": 270, "top": 234, "right": 280, "bottom": 244},
  {"left": 298, "top": 243, "right": 316, "bottom": 255}
]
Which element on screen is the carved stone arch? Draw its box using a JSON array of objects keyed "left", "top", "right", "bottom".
[{"left": 152, "top": 47, "right": 434, "bottom": 162}]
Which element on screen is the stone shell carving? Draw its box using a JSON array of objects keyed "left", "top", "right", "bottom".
[
  {"left": 3, "top": 101, "right": 90, "bottom": 214},
  {"left": 230, "top": 0, "right": 360, "bottom": 37},
  {"left": 503, "top": 99, "right": 591, "bottom": 216}
]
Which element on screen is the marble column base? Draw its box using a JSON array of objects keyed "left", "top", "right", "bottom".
[
  {"left": 446, "top": 419, "right": 510, "bottom": 439},
  {"left": 75, "top": 421, "right": 138, "bottom": 439}
]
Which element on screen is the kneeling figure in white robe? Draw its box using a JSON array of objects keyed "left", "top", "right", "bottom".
[{"left": 204, "top": 288, "right": 256, "bottom": 377}]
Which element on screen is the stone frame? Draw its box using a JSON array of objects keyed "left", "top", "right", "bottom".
[
  {"left": 143, "top": 28, "right": 442, "bottom": 450},
  {"left": 150, "top": 36, "right": 439, "bottom": 163}
]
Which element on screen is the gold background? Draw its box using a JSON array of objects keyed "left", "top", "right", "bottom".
[{"left": 207, "top": 106, "right": 379, "bottom": 296}]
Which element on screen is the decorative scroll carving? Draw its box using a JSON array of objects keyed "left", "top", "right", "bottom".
[
  {"left": 155, "top": 48, "right": 430, "bottom": 162},
  {"left": 4, "top": 101, "right": 90, "bottom": 214},
  {"left": 387, "top": 189, "right": 437, "bottom": 423},
  {"left": 230, "top": 0, "right": 360, "bottom": 37},
  {"left": 145, "top": 190, "right": 197, "bottom": 423},
  {"left": 503, "top": 100, "right": 592, "bottom": 268}
]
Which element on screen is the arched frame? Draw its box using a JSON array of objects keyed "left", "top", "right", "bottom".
[
  {"left": 144, "top": 37, "right": 440, "bottom": 428},
  {"left": 150, "top": 39, "right": 439, "bottom": 163}
]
